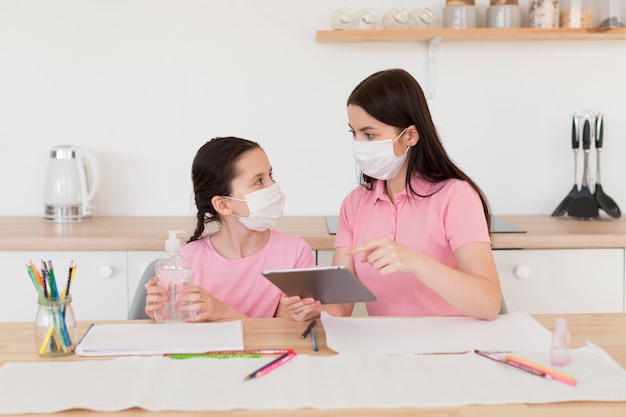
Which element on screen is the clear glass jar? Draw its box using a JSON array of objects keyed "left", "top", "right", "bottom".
[
  {"left": 443, "top": 0, "right": 478, "bottom": 29},
  {"left": 597, "top": 0, "right": 624, "bottom": 27},
  {"left": 487, "top": 1, "right": 521, "bottom": 28},
  {"left": 35, "top": 296, "right": 76, "bottom": 357},
  {"left": 330, "top": 7, "right": 353, "bottom": 30},
  {"left": 353, "top": 8, "right": 377, "bottom": 30},
  {"left": 529, "top": 0, "right": 560, "bottom": 28},
  {"left": 560, "top": 0, "right": 595, "bottom": 28},
  {"left": 408, "top": 8, "right": 434, "bottom": 29},
  {"left": 383, "top": 8, "right": 409, "bottom": 30}
]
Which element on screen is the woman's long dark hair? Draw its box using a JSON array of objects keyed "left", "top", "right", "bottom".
[
  {"left": 347, "top": 68, "right": 491, "bottom": 230},
  {"left": 188, "top": 137, "right": 261, "bottom": 243}
]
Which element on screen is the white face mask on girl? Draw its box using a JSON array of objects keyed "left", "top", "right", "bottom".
[
  {"left": 224, "top": 182, "right": 285, "bottom": 231},
  {"left": 353, "top": 128, "right": 409, "bottom": 180}
]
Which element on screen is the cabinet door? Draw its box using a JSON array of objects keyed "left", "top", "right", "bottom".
[
  {"left": 0, "top": 251, "right": 128, "bottom": 322},
  {"left": 493, "top": 249, "right": 625, "bottom": 314}
]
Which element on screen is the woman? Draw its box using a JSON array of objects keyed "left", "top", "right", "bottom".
[
  {"left": 145, "top": 137, "right": 320, "bottom": 322},
  {"left": 328, "top": 69, "right": 501, "bottom": 320}
]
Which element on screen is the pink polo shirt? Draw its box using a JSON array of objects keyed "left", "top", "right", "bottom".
[
  {"left": 335, "top": 175, "right": 491, "bottom": 316},
  {"left": 179, "top": 230, "right": 315, "bottom": 318}
]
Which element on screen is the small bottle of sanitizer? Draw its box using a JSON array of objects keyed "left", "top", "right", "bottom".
[{"left": 550, "top": 318, "right": 571, "bottom": 366}]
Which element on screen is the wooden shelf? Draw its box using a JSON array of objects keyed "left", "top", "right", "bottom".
[{"left": 316, "top": 27, "right": 626, "bottom": 43}]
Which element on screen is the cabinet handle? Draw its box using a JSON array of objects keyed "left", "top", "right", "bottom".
[
  {"left": 514, "top": 265, "right": 531, "bottom": 279},
  {"left": 98, "top": 265, "right": 114, "bottom": 278}
]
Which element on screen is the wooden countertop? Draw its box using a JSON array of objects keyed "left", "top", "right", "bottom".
[
  {"left": 493, "top": 215, "right": 626, "bottom": 249},
  {"left": 1, "top": 215, "right": 625, "bottom": 251},
  {"left": 0, "top": 216, "right": 335, "bottom": 251}
]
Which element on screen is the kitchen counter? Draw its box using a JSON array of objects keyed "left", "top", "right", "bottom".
[
  {"left": 0, "top": 216, "right": 335, "bottom": 251},
  {"left": 1, "top": 215, "right": 626, "bottom": 251}
]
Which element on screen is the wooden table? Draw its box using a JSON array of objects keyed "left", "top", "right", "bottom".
[{"left": 0, "top": 313, "right": 625, "bottom": 416}]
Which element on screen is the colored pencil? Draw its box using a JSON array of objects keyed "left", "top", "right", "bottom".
[
  {"left": 300, "top": 320, "right": 316, "bottom": 339},
  {"left": 244, "top": 352, "right": 296, "bottom": 381},
  {"left": 505, "top": 355, "right": 577, "bottom": 386},
  {"left": 310, "top": 328, "right": 319, "bottom": 352}
]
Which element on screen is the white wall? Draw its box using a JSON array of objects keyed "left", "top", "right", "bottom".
[{"left": 1, "top": 0, "right": 625, "bottom": 218}]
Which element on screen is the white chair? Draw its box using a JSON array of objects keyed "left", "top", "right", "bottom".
[{"left": 127, "top": 259, "right": 159, "bottom": 320}]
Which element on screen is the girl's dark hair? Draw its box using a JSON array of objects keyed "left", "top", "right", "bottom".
[
  {"left": 347, "top": 68, "right": 491, "bottom": 230},
  {"left": 188, "top": 136, "right": 261, "bottom": 242}
]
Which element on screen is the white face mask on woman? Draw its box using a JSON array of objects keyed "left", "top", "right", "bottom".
[
  {"left": 353, "top": 128, "right": 409, "bottom": 180},
  {"left": 224, "top": 182, "right": 285, "bottom": 231}
]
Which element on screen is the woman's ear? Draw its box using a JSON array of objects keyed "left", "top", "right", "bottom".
[
  {"left": 211, "top": 195, "right": 232, "bottom": 216},
  {"left": 406, "top": 125, "right": 420, "bottom": 146}
]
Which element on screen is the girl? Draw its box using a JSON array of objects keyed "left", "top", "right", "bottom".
[
  {"left": 328, "top": 69, "right": 502, "bottom": 320},
  {"left": 145, "top": 137, "right": 321, "bottom": 322}
]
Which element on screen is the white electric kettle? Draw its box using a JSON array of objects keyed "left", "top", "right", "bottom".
[{"left": 44, "top": 145, "right": 100, "bottom": 222}]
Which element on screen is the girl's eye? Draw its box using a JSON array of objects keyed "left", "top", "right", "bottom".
[
  {"left": 365, "top": 133, "right": 375, "bottom": 140},
  {"left": 348, "top": 129, "right": 355, "bottom": 139}
]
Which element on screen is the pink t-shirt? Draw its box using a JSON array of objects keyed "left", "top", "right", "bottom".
[
  {"left": 335, "top": 176, "right": 491, "bottom": 316},
  {"left": 179, "top": 230, "right": 315, "bottom": 318}
]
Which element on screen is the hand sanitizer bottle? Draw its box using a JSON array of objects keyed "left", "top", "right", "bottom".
[
  {"left": 550, "top": 318, "right": 571, "bottom": 366},
  {"left": 154, "top": 231, "right": 193, "bottom": 323}
]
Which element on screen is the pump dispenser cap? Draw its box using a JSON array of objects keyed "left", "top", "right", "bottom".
[
  {"left": 555, "top": 317, "right": 568, "bottom": 332},
  {"left": 165, "top": 230, "right": 185, "bottom": 253}
]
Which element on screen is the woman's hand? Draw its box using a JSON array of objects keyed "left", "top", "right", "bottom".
[
  {"left": 277, "top": 295, "right": 321, "bottom": 322},
  {"left": 347, "top": 237, "right": 418, "bottom": 275}
]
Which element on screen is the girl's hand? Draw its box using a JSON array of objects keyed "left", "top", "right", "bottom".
[
  {"left": 278, "top": 295, "right": 322, "bottom": 322},
  {"left": 144, "top": 276, "right": 168, "bottom": 320},
  {"left": 177, "top": 284, "right": 244, "bottom": 322}
]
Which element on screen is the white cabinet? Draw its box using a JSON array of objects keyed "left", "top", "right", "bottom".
[
  {"left": 493, "top": 249, "right": 625, "bottom": 314},
  {"left": 0, "top": 251, "right": 128, "bottom": 322}
]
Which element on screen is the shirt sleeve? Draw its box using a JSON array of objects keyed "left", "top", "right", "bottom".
[
  {"left": 294, "top": 238, "right": 316, "bottom": 268},
  {"left": 443, "top": 180, "right": 491, "bottom": 251},
  {"left": 334, "top": 192, "right": 356, "bottom": 249}
]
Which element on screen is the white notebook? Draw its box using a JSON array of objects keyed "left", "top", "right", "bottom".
[{"left": 75, "top": 321, "right": 244, "bottom": 357}]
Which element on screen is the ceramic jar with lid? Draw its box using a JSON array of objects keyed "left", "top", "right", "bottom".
[
  {"left": 443, "top": 0, "right": 477, "bottom": 29},
  {"left": 529, "top": 0, "right": 560, "bottom": 28},
  {"left": 487, "top": 0, "right": 521, "bottom": 28},
  {"left": 560, "top": 0, "right": 595, "bottom": 28},
  {"left": 597, "top": 0, "right": 624, "bottom": 27}
]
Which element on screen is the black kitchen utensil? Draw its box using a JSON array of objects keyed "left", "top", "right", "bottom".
[
  {"left": 593, "top": 114, "right": 621, "bottom": 219},
  {"left": 551, "top": 116, "right": 580, "bottom": 216},
  {"left": 567, "top": 116, "right": 599, "bottom": 219}
]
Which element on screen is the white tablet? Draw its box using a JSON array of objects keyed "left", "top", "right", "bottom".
[{"left": 261, "top": 266, "right": 376, "bottom": 304}]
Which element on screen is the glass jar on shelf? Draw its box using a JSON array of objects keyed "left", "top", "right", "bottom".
[
  {"left": 487, "top": 0, "right": 521, "bottom": 28},
  {"left": 443, "top": 0, "right": 477, "bottom": 29},
  {"left": 597, "top": 0, "right": 624, "bottom": 27},
  {"left": 330, "top": 7, "right": 353, "bottom": 30},
  {"left": 408, "top": 8, "right": 434, "bottom": 29},
  {"left": 353, "top": 8, "right": 377, "bottom": 30},
  {"left": 383, "top": 8, "right": 409, "bottom": 30},
  {"left": 529, "top": 0, "right": 560, "bottom": 28},
  {"left": 560, "top": 0, "right": 595, "bottom": 28}
]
